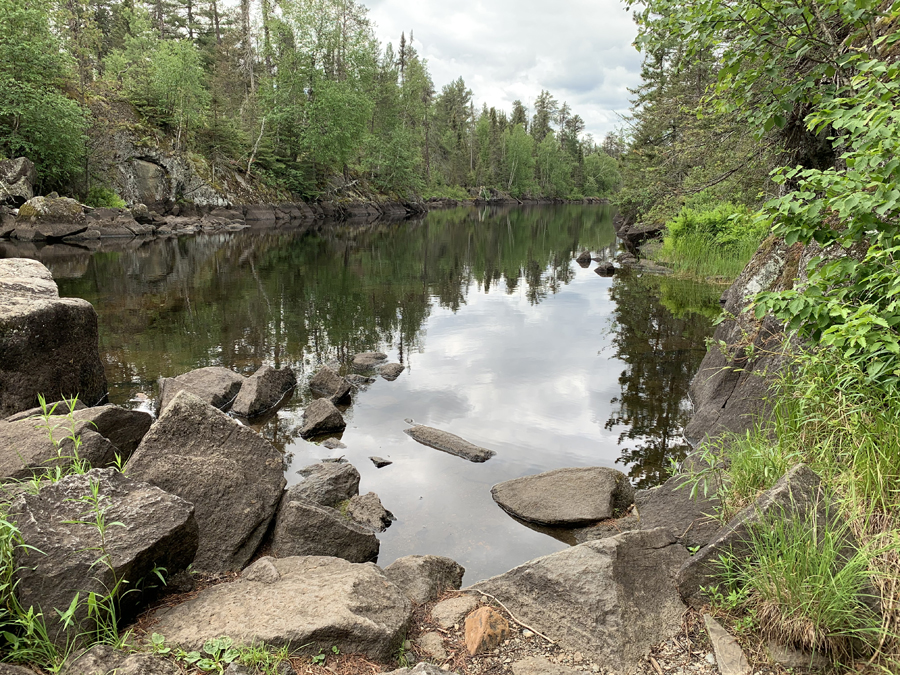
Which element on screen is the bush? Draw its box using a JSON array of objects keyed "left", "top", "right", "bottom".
[{"left": 85, "top": 187, "right": 126, "bottom": 209}]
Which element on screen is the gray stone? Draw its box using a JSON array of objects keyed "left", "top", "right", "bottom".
[
  {"left": 347, "top": 492, "right": 395, "bottom": 532},
  {"left": 158, "top": 366, "right": 245, "bottom": 413},
  {"left": 346, "top": 374, "right": 375, "bottom": 387},
  {"left": 404, "top": 425, "right": 495, "bottom": 463},
  {"left": 370, "top": 456, "right": 392, "bottom": 468},
  {"left": 231, "top": 365, "right": 296, "bottom": 418},
  {"left": 0, "top": 259, "right": 107, "bottom": 418},
  {"left": 352, "top": 351, "right": 388, "bottom": 371},
  {"left": 0, "top": 664, "right": 42, "bottom": 675},
  {"left": 300, "top": 398, "right": 346, "bottom": 438},
  {"left": 125, "top": 391, "right": 285, "bottom": 572},
  {"left": 380, "top": 663, "right": 452, "bottom": 675},
  {"left": 271, "top": 496, "right": 379, "bottom": 563},
  {"left": 431, "top": 595, "right": 480, "bottom": 629},
  {"left": 512, "top": 656, "right": 584, "bottom": 675},
  {"left": 16, "top": 196, "right": 86, "bottom": 238},
  {"left": 576, "top": 250, "right": 592, "bottom": 266},
  {"left": 308, "top": 366, "right": 351, "bottom": 403},
  {"left": 4, "top": 397, "right": 86, "bottom": 422},
  {"left": 384, "top": 555, "right": 466, "bottom": 605},
  {"left": 417, "top": 632, "right": 447, "bottom": 661},
  {"left": 635, "top": 474, "right": 721, "bottom": 548},
  {"left": 469, "top": 528, "right": 689, "bottom": 675},
  {"left": 676, "top": 464, "right": 836, "bottom": 607},
  {"left": 703, "top": 615, "right": 751, "bottom": 675},
  {"left": 0, "top": 158, "right": 36, "bottom": 206},
  {"left": 491, "top": 467, "right": 635, "bottom": 527},
  {"left": 150, "top": 556, "right": 411, "bottom": 661},
  {"left": 572, "top": 513, "right": 640, "bottom": 544},
  {"left": 380, "top": 363, "right": 405, "bottom": 381},
  {"left": 765, "top": 640, "right": 830, "bottom": 669},
  {"left": 322, "top": 437, "right": 346, "bottom": 450},
  {"left": 10, "top": 468, "right": 198, "bottom": 642},
  {"left": 64, "top": 644, "right": 181, "bottom": 675},
  {"left": 594, "top": 261, "right": 616, "bottom": 277},
  {"left": 294, "top": 461, "right": 360, "bottom": 507}
]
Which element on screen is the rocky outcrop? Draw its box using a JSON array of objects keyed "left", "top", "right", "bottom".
[
  {"left": 270, "top": 496, "right": 380, "bottom": 563},
  {"left": 300, "top": 398, "right": 346, "bottom": 438},
  {"left": 404, "top": 425, "right": 496, "bottom": 463},
  {"left": 469, "top": 528, "right": 689, "bottom": 674},
  {"left": 0, "top": 259, "right": 107, "bottom": 418},
  {"left": 634, "top": 475, "right": 721, "bottom": 549},
  {"left": 231, "top": 365, "right": 296, "bottom": 418},
  {"left": 125, "top": 391, "right": 285, "bottom": 572},
  {"left": 384, "top": 555, "right": 466, "bottom": 605},
  {"left": 613, "top": 216, "right": 665, "bottom": 251},
  {"left": 150, "top": 556, "right": 412, "bottom": 661},
  {"left": 158, "top": 366, "right": 246, "bottom": 413},
  {"left": 293, "top": 462, "right": 360, "bottom": 507},
  {"left": 10, "top": 468, "right": 198, "bottom": 641},
  {"left": 492, "top": 467, "right": 635, "bottom": 527},
  {"left": 308, "top": 366, "right": 352, "bottom": 403},
  {"left": 0, "top": 158, "right": 36, "bottom": 206}
]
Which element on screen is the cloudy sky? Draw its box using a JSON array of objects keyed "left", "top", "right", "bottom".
[{"left": 364, "top": 0, "right": 642, "bottom": 141}]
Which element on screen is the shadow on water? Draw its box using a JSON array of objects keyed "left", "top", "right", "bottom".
[{"left": 1, "top": 204, "right": 722, "bottom": 579}]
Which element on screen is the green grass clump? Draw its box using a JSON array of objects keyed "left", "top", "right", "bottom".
[{"left": 85, "top": 187, "right": 127, "bottom": 209}]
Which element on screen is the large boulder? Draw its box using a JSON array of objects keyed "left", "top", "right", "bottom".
[
  {"left": 15, "top": 196, "right": 87, "bottom": 239},
  {"left": 635, "top": 474, "right": 721, "bottom": 548},
  {"left": 469, "top": 528, "right": 689, "bottom": 674},
  {"left": 231, "top": 365, "right": 296, "bottom": 418},
  {"left": 404, "top": 425, "right": 495, "bottom": 463},
  {"left": 158, "top": 366, "right": 245, "bottom": 413},
  {"left": 271, "top": 496, "right": 379, "bottom": 563},
  {"left": 384, "top": 555, "right": 465, "bottom": 605},
  {"left": 125, "top": 391, "right": 285, "bottom": 572},
  {"left": 150, "top": 556, "right": 412, "bottom": 661},
  {"left": 308, "top": 366, "right": 351, "bottom": 403},
  {"left": 300, "top": 398, "right": 346, "bottom": 438},
  {"left": 0, "top": 259, "right": 107, "bottom": 418},
  {"left": 0, "top": 404, "right": 150, "bottom": 480},
  {"left": 0, "top": 158, "right": 36, "bottom": 206},
  {"left": 10, "top": 468, "right": 198, "bottom": 641},
  {"left": 491, "top": 467, "right": 635, "bottom": 527},
  {"left": 293, "top": 462, "right": 360, "bottom": 507},
  {"left": 64, "top": 644, "right": 180, "bottom": 675}
]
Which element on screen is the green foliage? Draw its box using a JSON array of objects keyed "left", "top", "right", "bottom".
[{"left": 85, "top": 187, "right": 127, "bottom": 209}]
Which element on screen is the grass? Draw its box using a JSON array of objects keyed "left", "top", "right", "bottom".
[{"left": 654, "top": 232, "right": 763, "bottom": 281}]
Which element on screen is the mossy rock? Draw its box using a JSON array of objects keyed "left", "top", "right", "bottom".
[{"left": 18, "top": 196, "right": 85, "bottom": 223}]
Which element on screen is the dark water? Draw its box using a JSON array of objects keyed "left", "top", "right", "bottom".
[{"left": 1, "top": 205, "right": 722, "bottom": 581}]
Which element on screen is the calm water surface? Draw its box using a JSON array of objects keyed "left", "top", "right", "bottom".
[{"left": 2, "top": 205, "right": 722, "bottom": 581}]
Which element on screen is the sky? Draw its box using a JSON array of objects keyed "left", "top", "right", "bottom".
[{"left": 364, "top": 0, "right": 643, "bottom": 141}]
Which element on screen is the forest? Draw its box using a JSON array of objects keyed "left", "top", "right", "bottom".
[{"left": 0, "top": 0, "right": 621, "bottom": 201}]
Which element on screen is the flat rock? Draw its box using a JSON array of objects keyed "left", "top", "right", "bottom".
[
  {"left": 512, "top": 656, "right": 584, "bottom": 675},
  {"left": 380, "top": 363, "right": 405, "bottom": 381},
  {"left": 492, "top": 467, "right": 635, "bottom": 527},
  {"left": 572, "top": 513, "right": 640, "bottom": 544},
  {"left": 417, "top": 632, "right": 448, "bottom": 661},
  {"left": 0, "top": 259, "right": 107, "bottom": 418},
  {"left": 465, "top": 606, "right": 509, "bottom": 655},
  {"left": 384, "top": 555, "right": 466, "bottom": 605},
  {"left": 469, "top": 528, "right": 689, "bottom": 674},
  {"left": 352, "top": 351, "right": 388, "bottom": 370},
  {"left": 231, "top": 365, "right": 296, "bottom": 418},
  {"left": 704, "top": 615, "right": 751, "bottom": 675},
  {"left": 64, "top": 644, "right": 180, "bottom": 675},
  {"left": 404, "top": 425, "right": 495, "bottom": 463},
  {"left": 635, "top": 474, "right": 721, "bottom": 548},
  {"left": 11, "top": 468, "right": 198, "bottom": 641},
  {"left": 150, "top": 556, "right": 412, "bottom": 661},
  {"left": 370, "top": 456, "right": 392, "bottom": 468},
  {"left": 347, "top": 492, "right": 395, "bottom": 532},
  {"left": 308, "top": 366, "right": 351, "bottom": 403},
  {"left": 431, "top": 595, "right": 480, "bottom": 629},
  {"left": 300, "top": 398, "right": 346, "bottom": 438},
  {"left": 125, "top": 391, "right": 285, "bottom": 572},
  {"left": 271, "top": 496, "right": 379, "bottom": 562},
  {"left": 294, "top": 462, "right": 360, "bottom": 507},
  {"left": 158, "top": 366, "right": 245, "bottom": 412}
]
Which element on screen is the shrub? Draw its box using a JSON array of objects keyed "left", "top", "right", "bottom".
[{"left": 85, "top": 187, "right": 126, "bottom": 209}]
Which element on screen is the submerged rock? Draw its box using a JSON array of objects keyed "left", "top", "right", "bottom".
[
  {"left": 352, "top": 351, "right": 388, "bottom": 371},
  {"left": 300, "top": 398, "right": 346, "bottom": 438},
  {"left": 491, "top": 466, "right": 635, "bottom": 527},
  {"left": 370, "top": 456, "right": 392, "bottom": 468},
  {"left": 380, "top": 362, "right": 405, "bottom": 381},
  {"left": 575, "top": 250, "right": 592, "bottom": 266},
  {"left": 158, "top": 366, "right": 245, "bottom": 413},
  {"left": 404, "top": 425, "right": 495, "bottom": 462},
  {"left": 308, "top": 366, "right": 352, "bottom": 403}
]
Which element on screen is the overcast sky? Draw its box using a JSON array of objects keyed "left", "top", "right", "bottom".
[{"left": 365, "top": 0, "right": 642, "bottom": 141}]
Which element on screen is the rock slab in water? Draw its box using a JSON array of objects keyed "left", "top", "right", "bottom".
[
  {"left": 370, "top": 456, "right": 392, "bottom": 468},
  {"left": 465, "top": 606, "right": 509, "bottom": 655},
  {"left": 635, "top": 474, "right": 721, "bottom": 548},
  {"left": 158, "top": 366, "right": 245, "bottom": 412},
  {"left": 384, "top": 555, "right": 466, "bottom": 605},
  {"left": 491, "top": 466, "right": 635, "bottom": 527},
  {"left": 294, "top": 461, "right": 360, "bottom": 507},
  {"left": 404, "top": 425, "right": 495, "bottom": 462},
  {"left": 150, "top": 556, "right": 412, "bottom": 661},
  {"left": 308, "top": 366, "right": 351, "bottom": 403},
  {"left": 380, "top": 363, "right": 405, "bottom": 381},
  {"left": 352, "top": 351, "right": 388, "bottom": 370},
  {"left": 125, "top": 391, "right": 285, "bottom": 572},
  {"left": 0, "top": 259, "right": 107, "bottom": 419},
  {"left": 469, "top": 528, "right": 689, "bottom": 674},
  {"left": 271, "top": 496, "right": 379, "bottom": 562},
  {"left": 231, "top": 365, "right": 296, "bottom": 417},
  {"left": 347, "top": 492, "right": 395, "bottom": 532},
  {"left": 64, "top": 644, "right": 181, "bottom": 675},
  {"left": 10, "top": 468, "right": 198, "bottom": 641},
  {"left": 300, "top": 398, "right": 346, "bottom": 438}
]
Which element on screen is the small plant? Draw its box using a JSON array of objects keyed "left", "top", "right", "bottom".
[
  {"left": 85, "top": 187, "right": 126, "bottom": 209},
  {"left": 311, "top": 649, "right": 325, "bottom": 665}
]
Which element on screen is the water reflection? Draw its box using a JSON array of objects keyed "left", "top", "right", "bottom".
[{"left": 1, "top": 205, "right": 719, "bottom": 580}]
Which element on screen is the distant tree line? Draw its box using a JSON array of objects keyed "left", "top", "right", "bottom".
[{"left": 0, "top": 0, "right": 622, "bottom": 199}]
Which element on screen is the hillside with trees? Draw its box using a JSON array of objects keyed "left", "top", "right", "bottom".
[{"left": 0, "top": 0, "right": 621, "bottom": 203}]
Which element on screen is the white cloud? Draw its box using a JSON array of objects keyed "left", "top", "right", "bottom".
[{"left": 365, "top": 0, "right": 642, "bottom": 139}]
